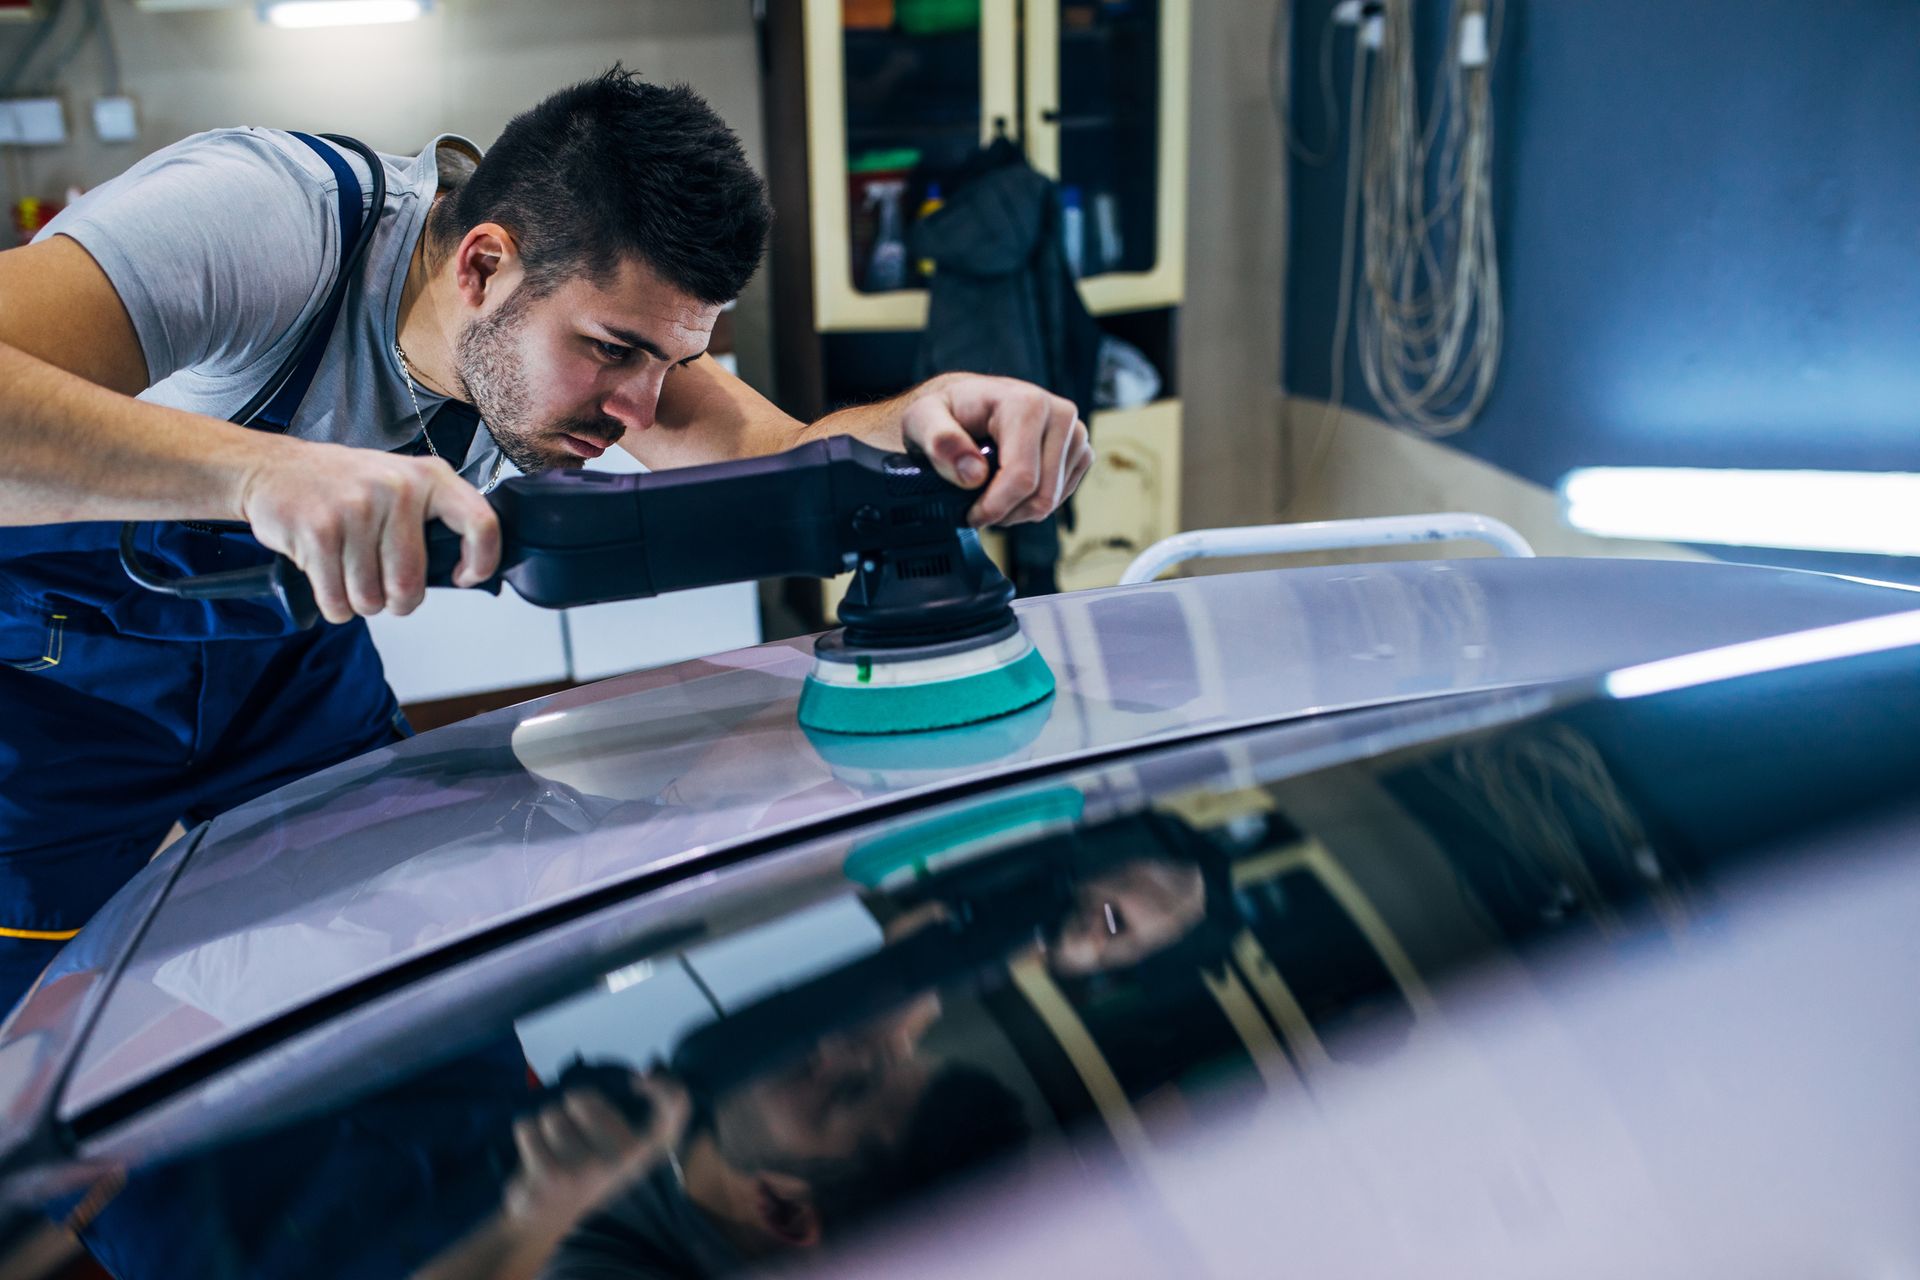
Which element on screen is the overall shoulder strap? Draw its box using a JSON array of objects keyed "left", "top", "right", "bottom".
[{"left": 243, "top": 131, "right": 378, "bottom": 433}]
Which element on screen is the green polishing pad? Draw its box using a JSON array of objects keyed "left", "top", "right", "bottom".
[
  {"left": 843, "top": 787, "right": 1086, "bottom": 889},
  {"left": 799, "top": 643, "right": 1056, "bottom": 735}
]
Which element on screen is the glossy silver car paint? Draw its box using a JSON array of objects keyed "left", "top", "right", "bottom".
[{"left": 2, "top": 557, "right": 1912, "bottom": 1133}]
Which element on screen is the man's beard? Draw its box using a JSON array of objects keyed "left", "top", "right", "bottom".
[{"left": 454, "top": 288, "right": 625, "bottom": 475}]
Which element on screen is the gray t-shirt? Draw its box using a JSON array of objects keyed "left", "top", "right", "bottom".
[
  {"left": 37, "top": 126, "right": 504, "bottom": 487},
  {"left": 543, "top": 1165, "right": 743, "bottom": 1280}
]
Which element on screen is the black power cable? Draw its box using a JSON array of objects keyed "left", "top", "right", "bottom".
[{"left": 115, "top": 134, "right": 388, "bottom": 623}]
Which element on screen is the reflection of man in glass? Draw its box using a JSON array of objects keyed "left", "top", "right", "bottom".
[
  {"left": 543, "top": 994, "right": 1026, "bottom": 1278},
  {"left": 1044, "top": 855, "right": 1211, "bottom": 977}
]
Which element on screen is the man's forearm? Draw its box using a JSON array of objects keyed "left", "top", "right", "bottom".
[
  {"left": 637, "top": 358, "right": 959, "bottom": 469},
  {"left": 800, "top": 372, "right": 966, "bottom": 452},
  {"left": 640, "top": 365, "right": 1088, "bottom": 534},
  {"left": 0, "top": 340, "right": 269, "bottom": 526}
]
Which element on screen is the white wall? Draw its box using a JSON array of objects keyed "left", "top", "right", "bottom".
[
  {"left": 1174, "top": 0, "right": 1286, "bottom": 533},
  {"left": 1, "top": 0, "right": 773, "bottom": 383},
  {"left": 1172, "top": 6, "right": 1697, "bottom": 569},
  {"left": 1276, "top": 394, "right": 1711, "bottom": 569}
]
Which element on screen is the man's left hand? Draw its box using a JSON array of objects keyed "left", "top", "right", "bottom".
[{"left": 899, "top": 374, "right": 1094, "bottom": 528}]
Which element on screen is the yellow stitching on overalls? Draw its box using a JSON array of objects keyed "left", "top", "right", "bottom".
[
  {"left": 2, "top": 612, "right": 76, "bottom": 934},
  {"left": 0, "top": 924, "right": 82, "bottom": 940},
  {"left": 6, "top": 612, "right": 65, "bottom": 672},
  {"left": 63, "top": 1168, "right": 127, "bottom": 1234}
]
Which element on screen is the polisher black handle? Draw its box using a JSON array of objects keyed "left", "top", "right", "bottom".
[
  {"left": 422, "top": 519, "right": 499, "bottom": 593},
  {"left": 542, "top": 1058, "right": 657, "bottom": 1133},
  {"left": 417, "top": 436, "right": 995, "bottom": 610},
  {"left": 266, "top": 556, "right": 322, "bottom": 630},
  {"left": 129, "top": 437, "right": 996, "bottom": 627}
]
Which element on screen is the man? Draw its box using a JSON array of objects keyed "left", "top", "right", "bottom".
[
  {"left": 534, "top": 993, "right": 1028, "bottom": 1279},
  {"left": 0, "top": 67, "right": 1093, "bottom": 1005}
]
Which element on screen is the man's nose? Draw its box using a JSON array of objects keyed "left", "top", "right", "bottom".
[{"left": 601, "top": 369, "right": 665, "bottom": 433}]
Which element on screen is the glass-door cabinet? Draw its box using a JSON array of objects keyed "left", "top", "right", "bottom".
[
  {"left": 765, "top": 0, "right": 1189, "bottom": 614},
  {"left": 798, "top": 0, "right": 1189, "bottom": 332},
  {"left": 1024, "top": 0, "right": 1188, "bottom": 315}
]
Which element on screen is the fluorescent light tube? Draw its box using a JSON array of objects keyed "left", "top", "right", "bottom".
[
  {"left": 1560, "top": 467, "right": 1920, "bottom": 557},
  {"left": 1605, "top": 609, "right": 1920, "bottom": 700},
  {"left": 261, "top": 0, "right": 425, "bottom": 28}
]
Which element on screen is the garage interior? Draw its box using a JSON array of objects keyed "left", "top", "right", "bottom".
[
  {"left": 2, "top": 3, "right": 1918, "bottom": 1274},
  {"left": 5, "top": 0, "right": 1909, "bottom": 727}
]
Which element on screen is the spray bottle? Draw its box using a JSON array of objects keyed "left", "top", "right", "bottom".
[{"left": 864, "top": 180, "right": 910, "bottom": 292}]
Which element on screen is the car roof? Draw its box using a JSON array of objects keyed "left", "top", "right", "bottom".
[
  {"left": 9, "top": 556, "right": 1913, "bottom": 1127},
  {"left": 13, "top": 596, "right": 1920, "bottom": 1277}
]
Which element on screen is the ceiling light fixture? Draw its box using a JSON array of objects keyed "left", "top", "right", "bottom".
[
  {"left": 1559, "top": 466, "right": 1920, "bottom": 558},
  {"left": 259, "top": 0, "right": 427, "bottom": 29}
]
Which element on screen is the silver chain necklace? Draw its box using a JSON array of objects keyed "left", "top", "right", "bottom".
[{"left": 394, "top": 341, "right": 505, "bottom": 493}]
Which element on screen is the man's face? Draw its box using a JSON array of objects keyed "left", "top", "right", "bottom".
[
  {"left": 456, "top": 255, "right": 720, "bottom": 474},
  {"left": 716, "top": 992, "right": 943, "bottom": 1167},
  {"left": 1048, "top": 857, "right": 1209, "bottom": 976}
]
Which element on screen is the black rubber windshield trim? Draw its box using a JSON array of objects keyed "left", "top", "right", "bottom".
[{"left": 8, "top": 822, "right": 210, "bottom": 1176}]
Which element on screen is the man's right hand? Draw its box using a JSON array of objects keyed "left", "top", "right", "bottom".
[
  {"left": 0, "top": 237, "right": 495, "bottom": 623},
  {"left": 237, "top": 440, "right": 501, "bottom": 624},
  {"left": 504, "top": 1073, "right": 690, "bottom": 1230}
]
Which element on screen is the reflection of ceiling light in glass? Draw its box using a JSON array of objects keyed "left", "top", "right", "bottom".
[
  {"left": 604, "top": 961, "right": 655, "bottom": 995},
  {"left": 1560, "top": 467, "right": 1920, "bottom": 558},
  {"left": 259, "top": 0, "right": 427, "bottom": 28}
]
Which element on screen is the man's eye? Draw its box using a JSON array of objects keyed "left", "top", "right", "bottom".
[{"left": 593, "top": 341, "right": 632, "bottom": 363}]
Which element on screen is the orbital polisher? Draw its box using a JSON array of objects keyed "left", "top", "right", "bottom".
[{"left": 120, "top": 436, "right": 1057, "bottom": 735}]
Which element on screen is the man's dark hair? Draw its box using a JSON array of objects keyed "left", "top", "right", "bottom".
[{"left": 432, "top": 65, "right": 772, "bottom": 305}]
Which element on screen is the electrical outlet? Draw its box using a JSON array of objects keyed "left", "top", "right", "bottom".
[
  {"left": 1459, "top": 11, "right": 1490, "bottom": 67},
  {"left": 93, "top": 95, "right": 138, "bottom": 142},
  {"left": 0, "top": 97, "right": 66, "bottom": 146}
]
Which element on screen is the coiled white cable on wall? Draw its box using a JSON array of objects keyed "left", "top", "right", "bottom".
[{"left": 1354, "top": 0, "right": 1504, "bottom": 436}]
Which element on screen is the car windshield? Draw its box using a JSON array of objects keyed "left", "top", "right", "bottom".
[{"left": 10, "top": 637, "right": 1920, "bottom": 1280}]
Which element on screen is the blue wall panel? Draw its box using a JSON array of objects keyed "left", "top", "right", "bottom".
[{"left": 1284, "top": 0, "right": 1920, "bottom": 578}]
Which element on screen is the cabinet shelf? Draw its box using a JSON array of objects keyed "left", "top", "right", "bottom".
[
  {"left": 847, "top": 119, "right": 988, "bottom": 144},
  {"left": 843, "top": 27, "right": 982, "bottom": 46},
  {"left": 1049, "top": 111, "right": 1154, "bottom": 130}
]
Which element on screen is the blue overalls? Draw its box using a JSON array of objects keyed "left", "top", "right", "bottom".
[{"left": 0, "top": 134, "right": 416, "bottom": 1010}]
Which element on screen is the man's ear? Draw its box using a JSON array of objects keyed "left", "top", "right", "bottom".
[
  {"left": 753, "top": 1171, "right": 822, "bottom": 1250},
  {"left": 453, "top": 221, "right": 523, "bottom": 309}
]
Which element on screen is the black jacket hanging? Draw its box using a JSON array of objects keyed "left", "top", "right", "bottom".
[{"left": 912, "top": 152, "right": 1102, "bottom": 597}]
